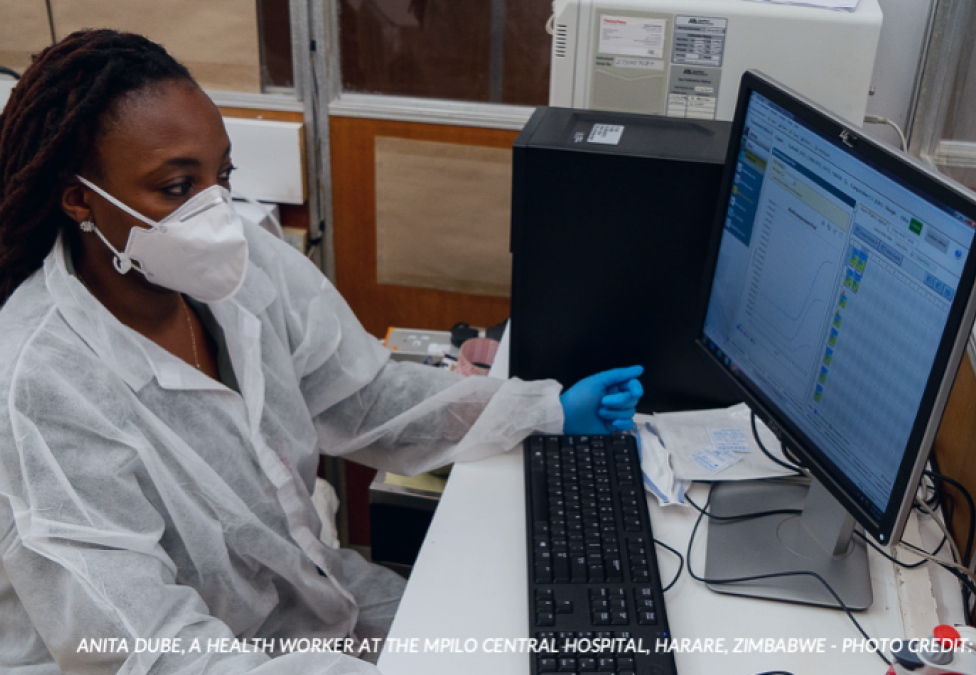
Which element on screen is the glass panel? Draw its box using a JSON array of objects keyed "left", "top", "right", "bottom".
[
  {"left": 911, "top": 0, "right": 976, "bottom": 191},
  {"left": 48, "top": 0, "right": 263, "bottom": 92},
  {"left": 258, "top": 0, "right": 295, "bottom": 89},
  {"left": 339, "top": 0, "right": 551, "bottom": 105},
  {"left": 0, "top": 0, "right": 294, "bottom": 94}
]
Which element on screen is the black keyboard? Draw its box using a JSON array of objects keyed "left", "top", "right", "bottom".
[{"left": 524, "top": 433, "right": 677, "bottom": 675}]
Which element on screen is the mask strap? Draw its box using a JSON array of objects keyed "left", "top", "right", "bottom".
[
  {"left": 90, "top": 226, "right": 137, "bottom": 275},
  {"left": 75, "top": 175, "right": 158, "bottom": 228},
  {"left": 74, "top": 175, "right": 148, "bottom": 275}
]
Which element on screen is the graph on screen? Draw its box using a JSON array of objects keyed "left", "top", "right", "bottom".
[{"left": 738, "top": 173, "right": 847, "bottom": 389}]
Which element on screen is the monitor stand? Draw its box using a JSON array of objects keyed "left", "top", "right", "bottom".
[{"left": 704, "top": 477, "right": 873, "bottom": 610}]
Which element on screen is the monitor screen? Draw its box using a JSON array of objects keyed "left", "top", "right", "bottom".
[{"left": 699, "top": 72, "right": 976, "bottom": 545}]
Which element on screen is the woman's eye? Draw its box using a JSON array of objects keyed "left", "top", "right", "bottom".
[
  {"left": 218, "top": 165, "right": 237, "bottom": 182},
  {"left": 162, "top": 181, "right": 192, "bottom": 197}
]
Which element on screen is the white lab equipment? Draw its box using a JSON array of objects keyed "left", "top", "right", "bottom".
[
  {"left": 549, "top": 0, "right": 883, "bottom": 124},
  {"left": 0, "top": 222, "right": 564, "bottom": 674}
]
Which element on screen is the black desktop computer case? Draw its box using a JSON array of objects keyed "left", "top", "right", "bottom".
[{"left": 510, "top": 107, "right": 739, "bottom": 413}]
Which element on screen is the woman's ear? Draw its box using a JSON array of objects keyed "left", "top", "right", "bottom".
[{"left": 61, "top": 179, "right": 93, "bottom": 225}]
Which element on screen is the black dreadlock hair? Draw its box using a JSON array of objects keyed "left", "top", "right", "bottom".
[{"left": 0, "top": 29, "right": 195, "bottom": 305}]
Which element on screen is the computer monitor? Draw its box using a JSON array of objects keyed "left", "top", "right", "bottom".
[{"left": 697, "top": 70, "right": 976, "bottom": 610}]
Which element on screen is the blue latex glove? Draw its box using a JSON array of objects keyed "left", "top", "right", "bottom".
[{"left": 560, "top": 366, "right": 644, "bottom": 435}]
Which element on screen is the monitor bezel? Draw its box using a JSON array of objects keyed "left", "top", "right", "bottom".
[{"left": 696, "top": 70, "right": 976, "bottom": 546}]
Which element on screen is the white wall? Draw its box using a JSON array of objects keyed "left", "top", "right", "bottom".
[{"left": 862, "top": 0, "right": 935, "bottom": 149}]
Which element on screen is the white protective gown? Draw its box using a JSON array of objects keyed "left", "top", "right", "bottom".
[{"left": 0, "top": 223, "right": 564, "bottom": 674}]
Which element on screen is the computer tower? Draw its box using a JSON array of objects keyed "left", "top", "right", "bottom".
[{"left": 510, "top": 106, "right": 738, "bottom": 413}]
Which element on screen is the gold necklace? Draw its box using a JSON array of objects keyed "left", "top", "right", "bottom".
[
  {"left": 75, "top": 270, "right": 202, "bottom": 372},
  {"left": 179, "top": 295, "right": 202, "bottom": 370}
]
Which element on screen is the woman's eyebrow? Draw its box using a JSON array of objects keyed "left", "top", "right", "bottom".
[{"left": 159, "top": 157, "right": 202, "bottom": 169}]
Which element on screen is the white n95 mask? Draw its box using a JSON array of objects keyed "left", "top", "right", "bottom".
[{"left": 75, "top": 175, "right": 249, "bottom": 304}]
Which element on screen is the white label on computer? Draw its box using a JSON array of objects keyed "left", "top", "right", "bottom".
[
  {"left": 588, "top": 124, "right": 625, "bottom": 146},
  {"left": 673, "top": 16, "right": 727, "bottom": 67},
  {"left": 598, "top": 16, "right": 667, "bottom": 59},
  {"left": 612, "top": 57, "right": 665, "bottom": 71}
]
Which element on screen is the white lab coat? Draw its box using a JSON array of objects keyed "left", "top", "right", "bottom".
[{"left": 0, "top": 223, "right": 564, "bottom": 674}]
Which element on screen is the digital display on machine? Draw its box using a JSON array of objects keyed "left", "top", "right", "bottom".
[{"left": 701, "top": 90, "right": 976, "bottom": 522}]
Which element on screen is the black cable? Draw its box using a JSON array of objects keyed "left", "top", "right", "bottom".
[
  {"left": 852, "top": 527, "right": 976, "bottom": 621},
  {"left": 685, "top": 494, "right": 801, "bottom": 522},
  {"left": 925, "top": 470, "right": 975, "bottom": 568},
  {"left": 924, "top": 470, "right": 975, "bottom": 617},
  {"left": 685, "top": 493, "right": 892, "bottom": 667},
  {"left": 654, "top": 538, "right": 684, "bottom": 592},
  {"left": 896, "top": 541, "right": 976, "bottom": 600},
  {"left": 0, "top": 66, "right": 20, "bottom": 80},
  {"left": 750, "top": 412, "right": 804, "bottom": 475},
  {"left": 921, "top": 458, "right": 971, "bottom": 618}
]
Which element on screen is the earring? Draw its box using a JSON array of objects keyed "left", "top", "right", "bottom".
[{"left": 80, "top": 220, "right": 95, "bottom": 233}]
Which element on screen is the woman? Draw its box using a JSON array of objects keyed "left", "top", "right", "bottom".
[{"left": 0, "top": 30, "right": 643, "bottom": 674}]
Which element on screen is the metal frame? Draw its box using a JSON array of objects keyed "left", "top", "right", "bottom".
[
  {"left": 289, "top": 0, "right": 349, "bottom": 546},
  {"left": 290, "top": 0, "right": 338, "bottom": 282}
]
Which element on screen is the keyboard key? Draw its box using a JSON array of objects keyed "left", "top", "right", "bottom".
[
  {"left": 592, "top": 611, "right": 610, "bottom": 625},
  {"left": 538, "top": 657, "right": 558, "bottom": 672},
  {"left": 617, "top": 657, "right": 636, "bottom": 670},
  {"left": 557, "top": 657, "right": 578, "bottom": 672},
  {"left": 536, "top": 612, "right": 555, "bottom": 626},
  {"left": 556, "top": 600, "right": 573, "bottom": 614},
  {"left": 557, "top": 631, "right": 576, "bottom": 649},
  {"left": 597, "top": 656, "right": 616, "bottom": 671},
  {"left": 579, "top": 657, "right": 597, "bottom": 671},
  {"left": 534, "top": 564, "right": 552, "bottom": 583},
  {"left": 637, "top": 611, "right": 657, "bottom": 625}
]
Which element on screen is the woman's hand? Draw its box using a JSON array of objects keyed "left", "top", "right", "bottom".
[{"left": 560, "top": 366, "right": 644, "bottom": 435}]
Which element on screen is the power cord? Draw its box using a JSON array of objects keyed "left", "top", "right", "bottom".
[
  {"left": 863, "top": 114, "right": 908, "bottom": 152},
  {"left": 653, "top": 538, "right": 684, "bottom": 592},
  {"left": 750, "top": 412, "right": 805, "bottom": 476},
  {"left": 925, "top": 471, "right": 975, "bottom": 569},
  {"left": 684, "top": 492, "right": 892, "bottom": 667}
]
